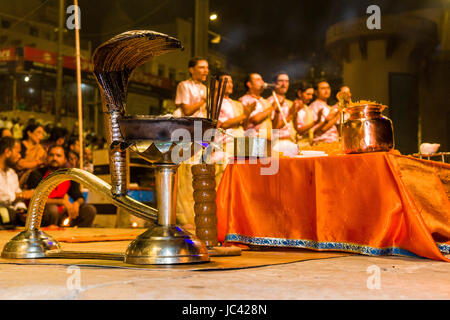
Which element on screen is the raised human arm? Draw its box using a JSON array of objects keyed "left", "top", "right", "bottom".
[
  {"left": 249, "top": 105, "right": 273, "bottom": 126},
  {"left": 16, "top": 158, "right": 41, "bottom": 170},
  {"left": 295, "top": 108, "right": 323, "bottom": 136},
  {"left": 177, "top": 98, "right": 206, "bottom": 116},
  {"left": 314, "top": 108, "right": 339, "bottom": 136},
  {"left": 220, "top": 101, "right": 256, "bottom": 129}
]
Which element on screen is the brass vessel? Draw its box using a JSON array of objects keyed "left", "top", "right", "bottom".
[{"left": 342, "top": 102, "right": 394, "bottom": 154}]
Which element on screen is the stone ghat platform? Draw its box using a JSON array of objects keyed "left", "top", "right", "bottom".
[{"left": 0, "top": 227, "right": 448, "bottom": 299}]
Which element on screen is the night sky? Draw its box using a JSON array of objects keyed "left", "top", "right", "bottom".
[{"left": 79, "top": 0, "right": 445, "bottom": 78}]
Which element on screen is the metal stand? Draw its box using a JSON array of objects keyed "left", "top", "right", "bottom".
[
  {"left": 125, "top": 165, "right": 209, "bottom": 264},
  {"left": 1, "top": 167, "right": 209, "bottom": 265}
]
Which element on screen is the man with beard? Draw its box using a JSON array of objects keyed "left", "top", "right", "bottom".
[
  {"left": 0, "top": 137, "right": 32, "bottom": 229},
  {"left": 25, "top": 145, "right": 96, "bottom": 227},
  {"left": 268, "top": 72, "right": 301, "bottom": 156}
]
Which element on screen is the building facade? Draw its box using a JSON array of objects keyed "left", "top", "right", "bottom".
[{"left": 0, "top": 4, "right": 177, "bottom": 137}]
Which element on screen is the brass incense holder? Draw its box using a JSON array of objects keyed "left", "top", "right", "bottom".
[{"left": 1, "top": 30, "right": 215, "bottom": 265}]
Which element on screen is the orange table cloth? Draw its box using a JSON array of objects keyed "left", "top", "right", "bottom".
[{"left": 216, "top": 152, "right": 450, "bottom": 261}]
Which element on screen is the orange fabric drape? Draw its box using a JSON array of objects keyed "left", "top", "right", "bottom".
[{"left": 216, "top": 152, "right": 450, "bottom": 261}]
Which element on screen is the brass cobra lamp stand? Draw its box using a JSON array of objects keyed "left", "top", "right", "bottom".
[{"left": 1, "top": 31, "right": 212, "bottom": 265}]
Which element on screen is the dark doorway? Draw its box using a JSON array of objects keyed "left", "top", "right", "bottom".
[{"left": 388, "top": 73, "right": 419, "bottom": 155}]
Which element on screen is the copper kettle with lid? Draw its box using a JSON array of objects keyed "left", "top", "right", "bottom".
[{"left": 342, "top": 102, "right": 394, "bottom": 154}]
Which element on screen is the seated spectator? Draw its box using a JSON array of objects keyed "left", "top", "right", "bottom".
[
  {"left": 16, "top": 123, "right": 47, "bottom": 177},
  {"left": 43, "top": 126, "right": 68, "bottom": 152},
  {"left": 68, "top": 136, "right": 81, "bottom": 155},
  {"left": 25, "top": 145, "right": 96, "bottom": 227},
  {"left": 67, "top": 149, "right": 80, "bottom": 168},
  {"left": 11, "top": 118, "right": 23, "bottom": 140},
  {"left": 0, "top": 116, "right": 12, "bottom": 130},
  {"left": 0, "top": 128, "right": 12, "bottom": 137},
  {"left": 3, "top": 117, "right": 12, "bottom": 130},
  {"left": 67, "top": 136, "right": 94, "bottom": 172},
  {"left": 84, "top": 147, "right": 94, "bottom": 172},
  {"left": 44, "top": 123, "right": 54, "bottom": 138},
  {"left": 0, "top": 137, "right": 33, "bottom": 229}
]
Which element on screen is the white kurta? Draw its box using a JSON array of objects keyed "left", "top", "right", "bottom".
[
  {"left": 0, "top": 168, "right": 26, "bottom": 211},
  {"left": 174, "top": 79, "right": 207, "bottom": 118},
  {"left": 267, "top": 95, "right": 294, "bottom": 140},
  {"left": 308, "top": 99, "right": 339, "bottom": 144},
  {"left": 240, "top": 94, "right": 271, "bottom": 138},
  {"left": 0, "top": 168, "right": 21, "bottom": 203}
]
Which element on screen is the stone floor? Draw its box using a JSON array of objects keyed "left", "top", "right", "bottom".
[
  {"left": 1, "top": 254, "right": 449, "bottom": 300},
  {"left": 0, "top": 228, "right": 448, "bottom": 300}
]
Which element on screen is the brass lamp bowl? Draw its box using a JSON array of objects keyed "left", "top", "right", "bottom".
[
  {"left": 119, "top": 115, "right": 215, "bottom": 141},
  {"left": 119, "top": 115, "right": 215, "bottom": 165}
]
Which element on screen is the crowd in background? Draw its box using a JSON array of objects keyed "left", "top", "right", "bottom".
[
  {"left": 0, "top": 116, "right": 104, "bottom": 229},
  {"left": 0, "top": 116, "right": 107, "bottom": 180}
]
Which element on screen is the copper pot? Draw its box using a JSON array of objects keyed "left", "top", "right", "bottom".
[{"left": 342, "top": 103, "right": 394, "bottom": 154}]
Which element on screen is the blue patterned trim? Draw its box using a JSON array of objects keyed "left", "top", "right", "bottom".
[
  {"left": 437, "top": 243, "right": 450, "bottom": 254},
  {"left": 225, "top": 234, "right": 427, "bottom": 258}
]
